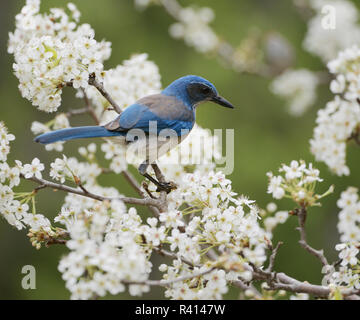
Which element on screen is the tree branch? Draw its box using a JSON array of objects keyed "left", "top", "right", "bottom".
[
  {"left": 122, "top": 267, "right": 215, "bottom": 287},
  {"left": 21, "top": 174, "right": 162, "bottom": 209},
  {"left": 248, "top": 261, "right": 358, "bottom": 299}
]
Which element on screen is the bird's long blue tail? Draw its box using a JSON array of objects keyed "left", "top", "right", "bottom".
[{"left": 34, "top": 126, "right": 122, "bottom": 144}]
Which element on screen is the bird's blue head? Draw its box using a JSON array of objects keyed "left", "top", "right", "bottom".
[{"left": 162, "top": 75, "right": 235, "bottom": 109}]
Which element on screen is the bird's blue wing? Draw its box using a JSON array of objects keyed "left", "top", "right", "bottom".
[
  {"left": 104, "top": 94, "right": 195, "bottom": 135},
  {"left": 119, "top": 104, "right": 149, "bottom": 130}
]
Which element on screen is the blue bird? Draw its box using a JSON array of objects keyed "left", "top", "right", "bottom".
[{"left": 35, "top": 75, "right": 234, "bottom": 192}]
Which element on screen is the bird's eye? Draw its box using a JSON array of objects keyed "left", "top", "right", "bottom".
[{"left": 201, "top": 86, "right": 211, "bottom": 95}]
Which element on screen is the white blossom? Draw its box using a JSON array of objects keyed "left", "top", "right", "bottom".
[
  {"left": 337, "top": 187, "right": 360, "bottom": 243},
  {"left": 303, "top": 0, "right": 360, "bottom": 63},
  {"left": 0, "top": 122, "right": 15, "bottom": 162},
  {"left": 311, "top": 47, "right": 360, "bottom": 176},
  {"left": 9, "top": 0, "right": 111, "bottom": 112},
  {"left": 23, "top": 158, "right": 44, "bottom": 179},
  {"left": 271, "top": 69, "right": 318, "bottom": 116},
  {"left": 267, "top": 160, "right": 330, "bottom": 207},
  {"left": 168, "top": 7, "right": 219, "bottom": 53}
]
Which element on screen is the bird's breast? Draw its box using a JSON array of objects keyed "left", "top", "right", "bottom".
[{"left": 106, "top": 131, "right": 188, "bottom": 164}]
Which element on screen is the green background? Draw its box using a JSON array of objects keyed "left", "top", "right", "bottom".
[{"left": 0, "top": 0, "right": 359, "bottom": 299}]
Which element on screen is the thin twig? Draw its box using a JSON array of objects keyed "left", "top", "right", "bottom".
[
  {"left": 88, "top": 73, "right": 122, "bottom": 114},
  {"left": 45, "top": 238, "right": 68, "bottom": 247},
  {"left": 33, "top": 184, "right": 46, "bottom": 194},
  {"left": 295, "top": 206, "right": 329, "bottom": 267},
  {"left": 266, "top": 241, "right": 283, "bottom": 272},
  {"left": 65, "top": 108, "right": 89, "bottom": 117},
  {"left": 154, "top": 247, "right": 196, "bottom": 268}
]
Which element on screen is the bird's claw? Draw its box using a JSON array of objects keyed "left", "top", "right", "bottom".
[{"left": 156, "top": 181, "right": 177, "bottom": 194}]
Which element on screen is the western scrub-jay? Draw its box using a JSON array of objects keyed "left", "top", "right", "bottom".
[{"left": 35, "top": 75, "right": 234, "bottom": 192}]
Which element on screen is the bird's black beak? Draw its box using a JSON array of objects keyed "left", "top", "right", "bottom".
[{"left": 211, "top": 95, "right": 235, "bottom": 109}]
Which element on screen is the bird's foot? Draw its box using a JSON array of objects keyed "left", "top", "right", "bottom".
[{"left": 156, "top": 181, "right": 178, "bottom": 194}]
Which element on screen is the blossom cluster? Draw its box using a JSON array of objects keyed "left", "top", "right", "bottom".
[
  {"left": 310, "top": 46, "right": 360, "bottom": 176},
  {"left": 0, "top": 125, "right": 152, "bottom": 299},
  {"left": 337, "top": 187, "right": 360, "bottom": 243},
  {"left": 53, "top": 164, "right": 267, "bottom": 298},
  {"left": 266, "top": 160, "right": 331, "bottom": 207},
  {"left": 321, "top": 187, "right": 360, "bottom": 293},
  {"left": 168, "top": 6, "right": 219, "bottom": 54},
  {"left": 56, "top": 142, "right": 268, "bottom": 298},
  {"left": 162, "top": 263, "right": 228, "bottom": 300},
  {"left": 303, "top": 0, "right": 360, "bottom": 63},
  {"left": 57, "top": 206, "right": 152, "bottom": 299},
  {"left": 51, "top": 153, "right": 268, "bottom": 299},
  {"left": 158, "top": 171, "right": 268, "bottom": 299},
  {"left": 9, "top": 0, "right": 111, "bottom": 112},
  {"left": 271, "top": 69, "right": 319, "bottom": 116},
  {"left": 133, "top": 0, "right": 219, "bottom": 53},
  {"left": 272, "top": 0, "right": 360, "bottom": 117},
  {"left": 327, "top": 242, "right": 360, "bottom": 292},
  {"left": 50, "top": 152, "right": 102, "bottom": 186},
  {"left": 0, "top": 122, "right": 15, "bottom": 163},
  {"left": 0, "top": 123, "right": 51, "bottom": 233},
  {"left": 52, "top": 166, "right": 268, "bottom": 299}
]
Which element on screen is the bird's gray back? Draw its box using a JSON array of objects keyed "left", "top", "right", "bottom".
[{"left": 104, "top": 94, "right": 195, "bottom": 132}]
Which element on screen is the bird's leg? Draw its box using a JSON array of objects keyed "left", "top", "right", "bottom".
[
  {"left": 138, "top": 161, "right": 176, "bottom": 194},
  {"left": 138, "top": 162, "right": 158, "bottom": 186}
]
